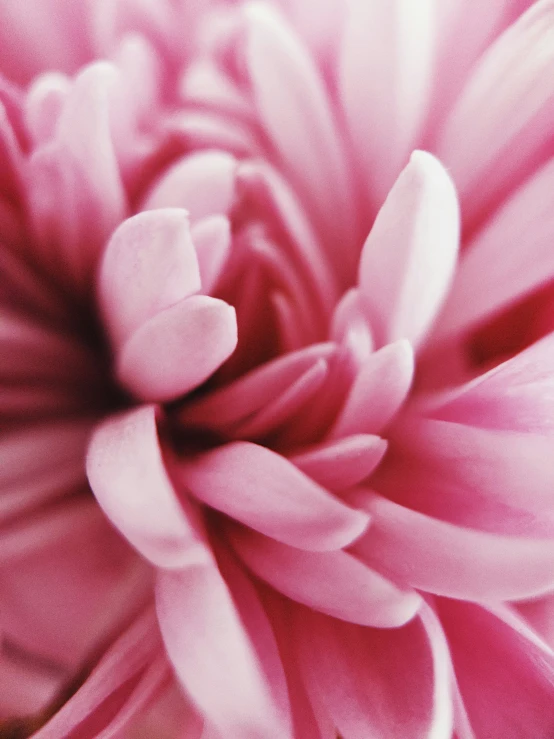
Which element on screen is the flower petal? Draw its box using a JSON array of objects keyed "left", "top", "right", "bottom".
[
  {"left": 290, "top": 434, "right": 388, "bottom": 491},
  {"left": 191, "top": 215, "right": 231, "bottom": 294},
  {"left": 32, "top": 609, "right": 168, "bottom": 739},
  {"left": 143, "top": 150, "right": 237, "bottom": 222},
  {"left": 352, "top": 489, "right": 554, "bottom": 600},
  {"left": 433, "top": 158, "right": 554, "bottom": 341},
  {"left": 156, "top": 561, "right": 289, "bottom": 739},
  {"left": 244, "top": 1, "right": 356, "bottom": 273},
  {"left": 86, "top": 405, "right": 206, "bottom": 569},
  {"left": 172, "top": 441, "right": 370, "bottom": 551},
  {"left": 99, "top": 209, "right": 200, "bottom": 348},
  {"left": 330, "top": 340, "right": 414, "bottom": 438},
  {"left": 228, "top": 524, "right": 421, "bottom": 627},
  {"left": 438, "top": 600, "right": 554, "bottom": 739},
  {"left": 117, "top": 295, "right": 237, "bottom": 402},
  {"left": 299, "top": 603, "right": 453, "bottom": 739},
  {"left": 438, "top": 0, "right": 554, "bottom": 226},
  {"left": 358, "top": 151, "right": 460, "bottom": 348},
  {"left": 339, "top": 0, "right": 437, "bottom": 203}
]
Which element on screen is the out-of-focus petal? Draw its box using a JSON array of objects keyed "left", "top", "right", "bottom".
[
  {"left": 358, "top": 152, "right": 460, "bottom": 348},
  {"left": 433, "top": 158, "right": 554, "bottom": 341},
  {"left": 143, "top": 150, "right": 238, "bottom": 222},
  {"left": 438, "top": 0, "right": 554, "bottom": 227},
  {"left": 339, "top": 0, "right": 437, "bottom": 203}
]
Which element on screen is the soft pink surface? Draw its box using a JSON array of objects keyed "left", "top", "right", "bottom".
[{"left": 1, "top": 1, "right": 554, "bottom": 737}]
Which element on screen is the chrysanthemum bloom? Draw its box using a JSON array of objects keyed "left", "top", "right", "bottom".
[{"left": 2, "top": 0, "right": 554, "bottom": 736}]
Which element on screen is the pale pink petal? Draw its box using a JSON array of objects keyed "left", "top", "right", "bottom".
[
  {"left": 243, "top": 2, "right": 356, "bottom": 268},
  {"left": 28, "top": 62, "right": 127, "bottom": 288},
  {"left": 437, "top": 0, "right": 554, "bottom": 227},
  {"left": 290, "top": 434, "right": 388, "bottom": 491},
  {"left": 172, "top": 441, "right": 369, "bottom": 551},
  {"left": 99, "top": 209, "right": 200, "bottom": 348},
  {"left": 438, "top": 599, "right": 554, "bottom": 739},
  {"left": 421, "top": 333, "right": 554, "bottom": 433},
  {"left": 329, "top": 341, "right": 414, "bottom": 438},
  {"left": 228, "top": 524, "right": 421, "bottom": 627},
  {"left": 156, "top": 562, "right": 290, "bottom": 739},
  {"left": 339, "top": 0, "right": 437, "bottom": 203},
  {"left": 164, "top": 109, "right": 256, "bottom": 159},
  {"left": 433, "top": 158, "right": 554, "bottom": 341},
  {"left": 358, "top": 151, "right": 460, "bottom": 348},
  {"left": 299, "top": 603, "right": 452, "bottom": 739},
  {"left": 191, "top": 215, "right": 231, "bottom": 294},
  {"left": 232, "top": 358, "right": 329, "bottom": 438},
  {"left": 181, "top": 342, "right": 336, "bottom": 430},
  {"left": 117, "top": 294, "right": 237, "bottom": 402},
  {"left": 236, "top": 159, "right": 339, "bottom": 314},
  {"left": 86, "top": 405, "right": 207, "bottom": 569},
  {"left": 25, "top": 72, "right": 70, "bottom": 147},
  {"left": 330, "top": 288, "right": 374, "bottom": 366},
  {"left": 32, "top": 609, "right": 168, "bottom": 739},
  {"left": 352, "top": 489, "right": 554, "bottom": 600},
  {"left": 143, "top": 150, "right": 238, "bottom": 222}
]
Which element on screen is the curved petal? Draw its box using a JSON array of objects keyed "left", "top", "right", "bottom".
[
  {"left": 352, "top": 489, "right": 554, "bottom": 600},
  {"left": 143, "top": 150, "right": 237, "bottom": 222},
  {"left": 438, "top": 599, "right": 554, "bottom": 739},
  {"left": 86, "top": 405, "right": 207, "bottom": 569},
  {"left": 117, "top": 295, "right": 237, "bottom": 402},
  {"left": 228, "top": 524, "right": 421, "bottom": 627},
  {"left": 172, "top": 441, "right": 369, "bottom": 551},
  {"left": 99, "top": 209, "right": 200, "bottom": 348},
  {"left": 191, "top": 215, "right": 231, "bottom": 294},
  {"left": 330, "top": 340, "right": 414, "bottom": 438},
  {"left": 290, "top": 434, "right": 388, "bottom": 491},
  {"left": 32, "top": 609, "right": 168, "bottom": 739},
  {"left": 358, "top": 151, "right": 460, "bottom": 348},
  {"left": 437, "top": 0, "right": 554, "bottom": 226},
  {"left": 298, "top": 603, "right": 453, "bottom": 739},
  {"left": 244, "top": 2, "right": 356, "bottom": 272},
  {"left": 156, "top": 561, "right": 290, "bottom": 739}
]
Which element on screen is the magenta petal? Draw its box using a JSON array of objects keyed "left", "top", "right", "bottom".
[
  {"left": 156, "top": 562, "right": 290, "bottom": 739},
  {"left": 438, "top": 600, "right": 554, "bottom": 739},
  {"left": 99, "top": 208, "right": 201, "bottom": 348},
  {"left": 228, "top": 525, "right": 421, "bottom": 627},
  {"left": 86, "top": 405, "right": 207, "bottom": 569},
  {"left": 32, "top": 610, "right": 168, "bottom": 739},
  {"left": 352, "top": 490, "right": 554, "bottom": 601},
  {"left": 358, "top": 151, "right": 459, "bottom": 348},
  {"left": 290, "top": 434, "right": 387, "bottom": 491},
  {"left": 117, "top": 295, "right": 237, "bottom": 402},
  {"left": 330, "top": 340, "right": 414, "bottom": 437},
  {"left": 299, "top": 603, "right": 452, "bottom": 739},
  {"left": 173, "top": 441, "right": 369, "bottom": 551}
]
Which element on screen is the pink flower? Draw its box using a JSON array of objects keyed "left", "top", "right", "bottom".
[{"left": 2, "top": 0, "right": 554, "bottom": 736}]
